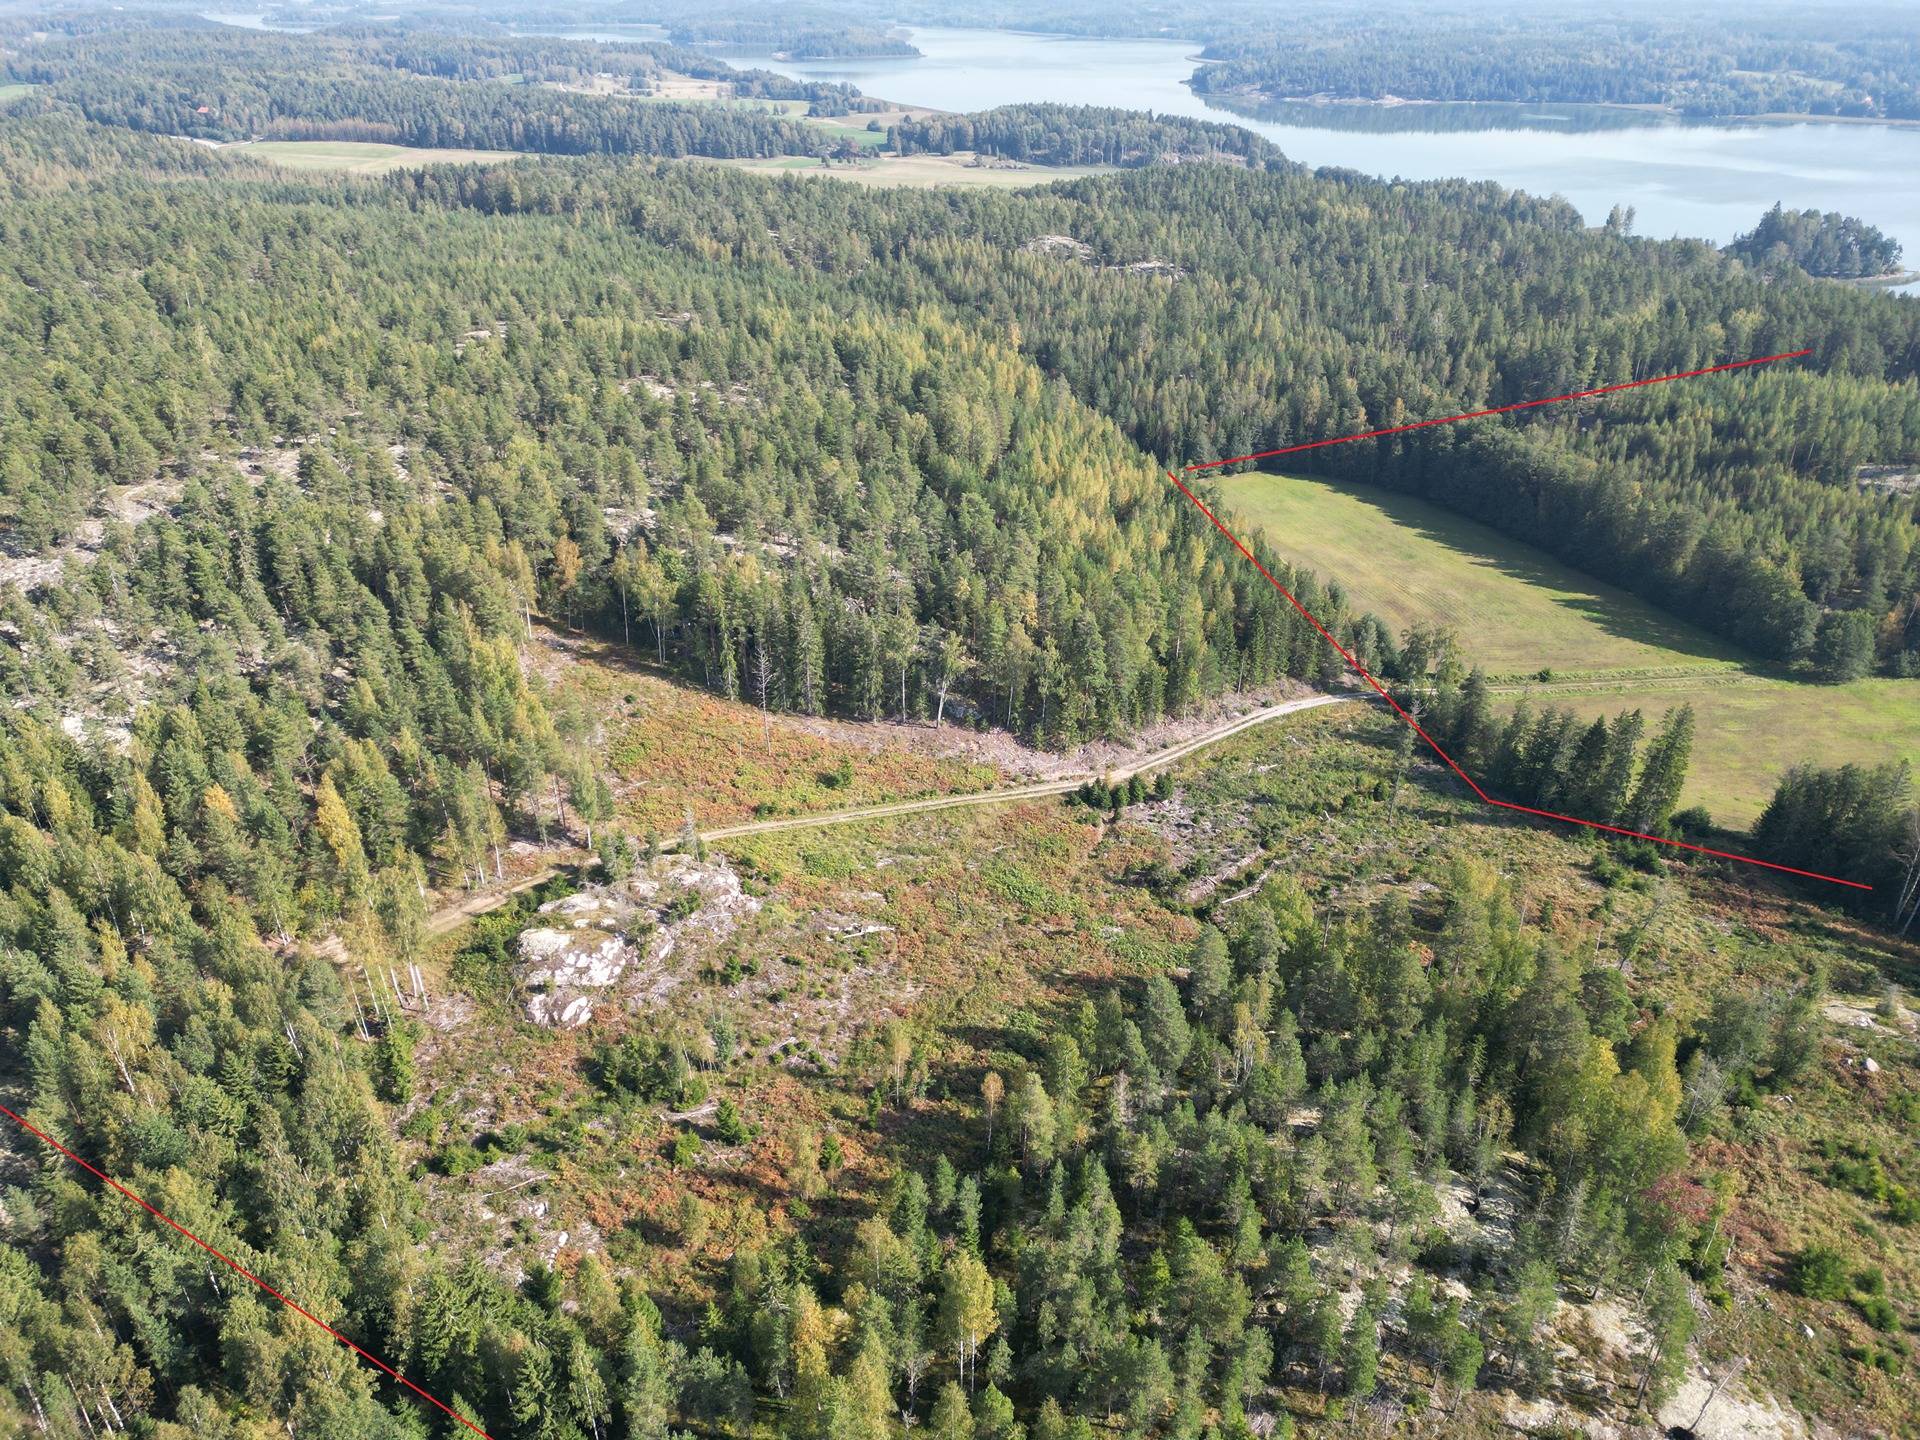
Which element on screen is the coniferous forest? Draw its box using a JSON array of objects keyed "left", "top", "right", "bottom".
[
  {"left": 2, "top": 9, "right": 1920, "bottom": 1440},
  {"left": 2, "top": 23, "right": 861, "bottom": 153}
]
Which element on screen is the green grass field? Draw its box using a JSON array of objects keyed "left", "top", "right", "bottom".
[
  {"left": 0, "top": 83, "right": 35, "bottom": 106},
  {"left": 1534, "top": 673, "right": 1920, "bottom": 825},
  {"left": 1220, "top": 470, "right": 1920, "bottom": 826},
  {"left": 809, "top": 120, "right": 890, "bottom": 148},
  {"left": 236, "top": 141, "right": 524, "bottom": 174}
]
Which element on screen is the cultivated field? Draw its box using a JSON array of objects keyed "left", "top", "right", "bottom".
[
  {"left": 235, "top": 140, "right": 525, "bottom": 173},
  {"left": 1220, "top": 470, "right": 1920, "bottom": 825}
]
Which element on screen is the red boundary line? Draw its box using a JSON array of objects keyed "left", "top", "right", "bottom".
[
  {"left": 0, "top": 1101, "right": 496, "bottom": 1440},
  {"left": 1165, "top": 348, "right": 1869, "bottom": 893},
  {"left": 1185, "top": 349, "right": 1813, "bottom": 471}
]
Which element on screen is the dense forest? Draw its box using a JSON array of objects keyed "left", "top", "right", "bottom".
[
  {"left": 5, "top": 93, "right": 1920, "bottom": 694},
  {"left": 1756, "top": 761, "right": 1920, "bottom": 919},
  {"left": 460, "top": 148, "right": 1917, "bottom": 678},
  {"left": 0, "top": 114, "right": 1381, "bottom": 756},
  {"left": 1727, "top": 204, "right": 1907, "bottom": 280},
  {"left": 1, "top": 23, "right": 854, "bottom": 153}
]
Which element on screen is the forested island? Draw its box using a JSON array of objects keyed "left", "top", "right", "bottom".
[
  {"left": 889, "top": 103, "right": 1290, "bottom": 168},
  {"left": 1186, "top": 8, "right": 1920, "bottom": 120},
  {"left": 652, "top": 14, "right": 919, "bottom": 60},
  {"left": 1, "top": 9, "right": 1919, "bottom": 1440},
  {"left": 1727, "top": 203, "right": 1907, "bottom": 279}
]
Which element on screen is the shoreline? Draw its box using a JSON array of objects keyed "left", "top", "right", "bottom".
[
  {"left": 1837, "top": 269, "right": 1920, "bottom": 288},
  {"left": 1189, "top": 85, "right": 1920, "bottom": 130}
]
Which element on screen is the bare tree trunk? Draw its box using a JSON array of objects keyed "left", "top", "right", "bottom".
[
  {"left": 66, "top": 1380, "right": 98, "bottom": 1439},
  {"left": 755, "top": 632, "right": 774, "bottom": 752},
  {"left": 1634, "top": 1339, "right": 1662, "bottom": 1411},
  {"left": 1690, "top": 1358, "right": 1745, "bottom": 1433},
  {"left": 104, "top": 1031, "right": 136, "bottom": 1097},
  {"left": 1893, "top": 808, "right": 1920, "bottom": 935},
  {"left": 1622, "top": 881, "right": 1672, "bottom": 970}
]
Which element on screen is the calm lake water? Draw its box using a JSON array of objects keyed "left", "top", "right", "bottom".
[{"left": 722, "top": 26, "right": 1920, "bottom": 283}]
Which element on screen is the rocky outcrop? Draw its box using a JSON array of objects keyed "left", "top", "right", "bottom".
[
  {"left": 515, "top": 895, "right": 636, "bottom": 1027},
  {"left": 512, "top": 855, "right": 762, "bottom": 1027}
]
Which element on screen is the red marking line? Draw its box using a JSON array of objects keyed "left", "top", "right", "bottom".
[
  {"left": 1164, "top": 346, "right": 1868, "bottom": 892},
  {"left": 1184, "top": 349, "right": 1814, "bottom": 472},
  {"left": 0, "top": 1101, "right": 496, "bottom": 1440}
]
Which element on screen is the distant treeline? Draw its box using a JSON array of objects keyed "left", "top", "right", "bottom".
[
  {"left": 1189, "top": 11, "right": 1920, "bottom": 119},
  {"left": 662, "top": 16, "right": 919, "bottom": 59},
  {"left": 1727, "top": 204, "right": 1905, "bottom": 280},
  {"left": 352, "top": 29, "right": 863, "bottom": 106},
  {"left": 889, "top": 103, "right": 1293, "bottom": 169},
  {"left": 3, "top": 24, "right": 847, "bottom": 153}
]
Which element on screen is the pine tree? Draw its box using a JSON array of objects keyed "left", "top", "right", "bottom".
[
  {"left": 1343, "top": 1303, "right": 1380, "bottom": 1398},
  {"left": 1564, "top": 717, "right": 1612, "bottom": 816},
  {"left": 1635, "top": 1261, "right": 1695, "bottom": 1410},
  {"left": 927, "top": 1382, "right": 971, "bottom": 1440},
  {"left": 1140, "top": 974, "right": 1192, "bottom": 1073}
]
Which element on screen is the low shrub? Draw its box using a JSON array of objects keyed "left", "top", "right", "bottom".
[{"left": 1788, "top": 1244, "right": 1852, "bottom": 1300}]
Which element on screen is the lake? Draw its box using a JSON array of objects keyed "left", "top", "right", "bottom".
[{"left": 720, "top": 25, "right": 1920, "bottom": 284}]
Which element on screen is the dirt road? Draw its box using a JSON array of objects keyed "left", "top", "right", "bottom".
[{"left": 426, "top": 692, "right": 1352, "bottom": 938}]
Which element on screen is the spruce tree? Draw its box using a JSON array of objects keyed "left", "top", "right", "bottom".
[{"left": 1626, "top": 706, "right": 1695, "bottom": 832}]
